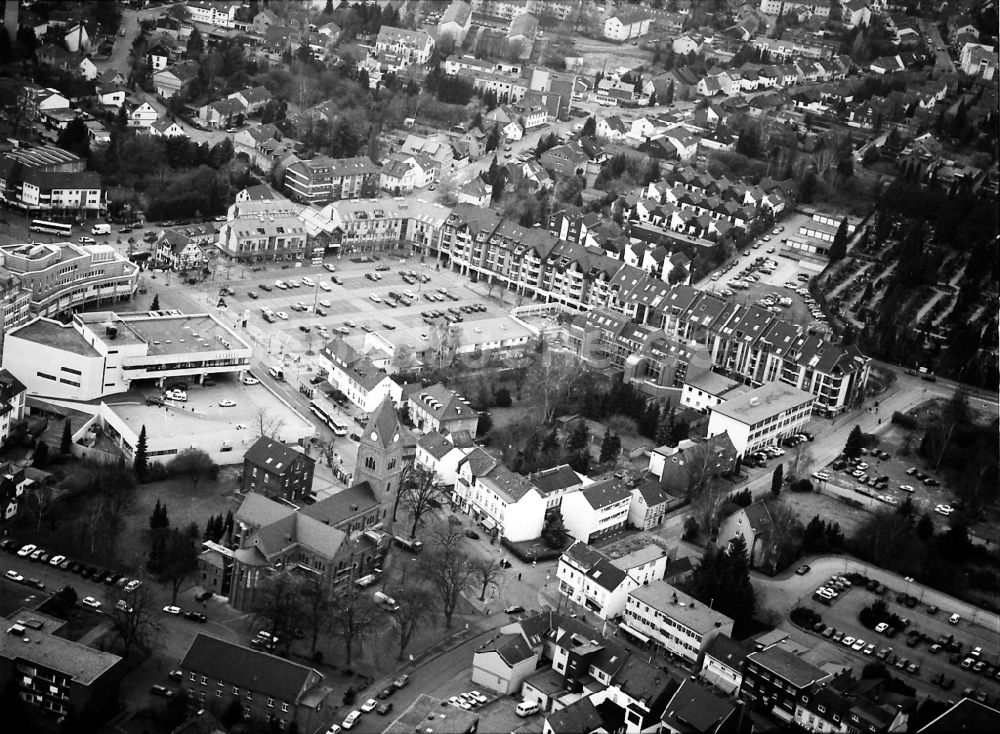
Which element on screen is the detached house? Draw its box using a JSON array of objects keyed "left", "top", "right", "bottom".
[
  {"left": 242, "top": 436, "right": 316, "bottom": 503},
  {"left": 717, "top": 501, "right": 772, "bottom": 568},
  {"left": 128, "top": 101, "right": 159, "bottom": 129},
  {"left": 153, "top": 61, "right": 198, "bottom": 98}
]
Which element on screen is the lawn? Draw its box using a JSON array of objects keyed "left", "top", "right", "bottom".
[
  {"left": 37, "top": 597, "right": 104, "bottom": 642},
  {"left": 0, "top": 580, "right": 46, "bottom": 618}
]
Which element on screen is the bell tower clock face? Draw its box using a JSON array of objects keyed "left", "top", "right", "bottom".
[{"left": 370, "top": 431, "right": 378, "bottom": 441}]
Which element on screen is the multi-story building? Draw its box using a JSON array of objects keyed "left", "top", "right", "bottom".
[
  {"left": 215, "top": 199, "right": 307, "bottom": 262},
  {"left": 621, "top": 581, "right": 734, "bottom": 665},
  {"left": 527, "top": 463, "right": 587, "bottom": 514},
  {"left": 699, "top": 634, "right": 747, "bottom": 695},
  {"left": 374, "top": 26, "right": 434, "bottom": 66},
  {"left": 717, "top": 501, "right": 773, "bottom": 568},
  {"left": 660, "top": 679, "right": 738, "bottom": 734},
  {"left": 453, "top": 447, "right": 546, "bottom": 542},
  {"left": 319, "top": 196, "right": 450, "bottom": 256},
  {"left": 319, "top": 338, "right": 401, "bottom": 412},
  {"left": 0, "top": 610, "right": 124, "bottom": 726},
  {"left": 559, "top": 478, "right": 632, "bottom": 544},
  {"left": 283, "top": 156, "right": 381, "bottom": 204},
  {"left": 2, "top": 310, "right": 252, "bottom": 401},
  {"left": 437, "top": 0, "right": 472, "bottom": 45},
  {"left": 472, "top": 632, "right": 539, "bottom": 695},
  {"left": 741, "top": 645, "right": 830, "bottom": 723},
  {"left": 0, "top": 276, "right": 31, "bottom": 338},
  {"left": 471, "top": 0, "right": 579, "bottom": 21},
  {"left": 706, "top": 382, "right": 815, "bottom": 456},
  {"left": 178, "top": 634, "right": 336, "bottom": 732},
  {"left": 242, "top": 436, "right": 316, "bottom": 502},
  {"left": 0, "top": 242, "right": 137, "bottom": 319},
  {"left": 403, "top": 382, "right": 479, "bottom": 436},
  {"left": 185, "top": 0, "right": 236, "bottom": 28},
  {"left": 794, "top": 670, "right": 910, "bottom": 733},
  {"left": 0, "top": 369, "right": 26, "bottom": 446},
  {"left": 415, "top": 430, "right": 473, "bottom": 487},
  {"left": 556, "top": 540, "right": 669, "bottom": 619},
  {"left": 604, "top": 9, "right": 652, "bottom": 41},
  {"left": 628, "top": 481, "right": 670, "bottom": 530},
  {"left": 0, "top": 145, "right": 103, "bottom": 216}
]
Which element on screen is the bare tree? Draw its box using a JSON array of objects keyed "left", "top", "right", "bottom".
[
  {"left": 759, "top": 501, "right": 803, "bottom": 575},
  {"left": 329, "top": 579, "right": 380, "bottom": 666},
  {"left": 388, "top": 583, "right": 435, "bottom": 660},
  {"left": 23, "top": 484, "right": 58, "bottom": 534},
  {"left": 399, "top": 464, "right": 448, "bottom": 537},
  {"left": 251, "top": 572, "right": 307, "bottom": 654},
  {"left": 470, "top": 557, "right": 503, "bottom": 602},
  {"left": 390, "top": 342, "right": 416, "bottom": 375},
  {"left": 300, "top": 573, "right": 332, "bottom": 656},
  {"left": 522, "top": 347, "right": 583, "bottom": 422},
  {"left": 254, "top": 408, "right": 286, "bottom": 439},
  {"left": 427, "top": 321, "right": 463, "bottom": 369},
  {"left": 419, "top": 523, "right": 476, "bottom": 628},
  {"left": 104, "top": 585, "right": 164, "bottom": 654},
  {"left": 786, "top": 442, "right": 813, "bottom": 480}
]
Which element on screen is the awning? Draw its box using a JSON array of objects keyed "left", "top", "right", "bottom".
[
  {"left": 619, "top": 625, "right": 650, "bottom": 643},
  {"left": 480, "top": 516, "right": 497, "bottom": 530}
]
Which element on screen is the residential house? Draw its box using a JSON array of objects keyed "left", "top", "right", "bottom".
[
  {"left": 741, "top": 645, "right": 830, "bottom": 723},
  {"left": 794, "top": 671, "right": 910, "bottom": 733},
  {"left": 453, "top": 447, "right": 546, "bottom": 542},
  {"left": 319, "top": 338, "right": 401, "bottom": 412},
  {"left": 717, "top": 501, "right": 772, "bottom": 569},
  {"left": 528, "top": 464, "right": 586, "bottom": 515},
  {"left": 154, "top": 229, "right": 208, "bottom": 271},
  {"left": 842, "top": 0, "right": 872, "bottom": 28},
  {"left": 63, "top": 22, "right": 91, "bottom": 53},
  {"left": 96, "top": 83, "right": 127, "bottom": 108},
  {"left": 628, "top": 481, "right": 670, "bottom": 530},
  {"left": 457, "top": 177, "right": 492, "bottom": 206},
  {"left": 596, "top": 115, "right": 629, "bottom": 141},
  {"left": 242, "top": 436, "right": 316, "bottom": 503},
  {"left": 506, "top": 13, "right": 538, "bottom": 54},
  {"left": 0, "top": 370, "right": 27, "bottom": 446},
  {"left": 228, "top": 85, "right": 272, "bottom": 115},
  {"left": 472, "top": 632, "right": 539, "bottom": 694},
  {"left": 604, "top": 8, "right": 653, "bottom": 42},
  {"left": 960, "top": 43, "right": 997, "bottom": 80},
  {"left": 556, "top": 540, "right": 669, "bottom": 619},
  {"left": 177, "top": 635, "right": 335, "bottom": 732},
  {"left": 699, "top": 634, "right": 747, "bottom": 695},
  {"left": 653, "top": 435, "right": 737, "bottom": 497},
  {"left": 153, "top": 61, "right": 199, "bottom": 98},
  {"left": 149, "top": 119, "right": 187, "bottom": 138},
  {"left": 146, "top": 44, "right": 171, "bottom": 71},
  {"left": 414, "top": 430, "right": 471, "bottom": 488},
  {"left": 403, "top": 383, "right": 479, "bottom": 436},
  {"left": 379, "top": 154, "right": 438, "bottom": 194},
  {"left": 560, "top": 478, "right": 632, "bottom": 544},
  {"left": 621, "top": 581, "right": 734, "bottom": 664},
  {"left": 198, "top": 97, "right": 245, "bottom": 129},
  {"left": 438, "top": 0, "right": 472, "bottom": 45},
  {"left": 660, "top": 679, "right": 737, "bottom": 734}
]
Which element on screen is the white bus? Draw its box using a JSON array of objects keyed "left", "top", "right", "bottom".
[
  {"left": 29, "top": 219, "right": 73, "bottom": 237},
  {"left": 310, "top": 395, "right": 347, "bottom": 435}
]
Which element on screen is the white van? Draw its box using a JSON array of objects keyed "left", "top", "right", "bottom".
[
  {"left": 91, "top": 223, "right": 111, "bottom": 235},
  {"left": 516, "top": 701, "right": 540, "bottom": 717},
  {"left": 311, "top": 257, "right": 324, "bottom": 265},
  {"left": 373, "top": 591, "right": 399, "bottom": 611}
]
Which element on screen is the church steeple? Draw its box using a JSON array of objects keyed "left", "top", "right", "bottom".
[{"left": 354, "top": 397, "right": 406, "bottom": 505}]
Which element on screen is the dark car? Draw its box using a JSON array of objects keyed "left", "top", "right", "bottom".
[
  {"left": 298, "top": 325, "right": 311, "bottom": 333},
  {"left": 375, "top": 265, "right": 390, "bottom": 272},
  {"left": 795, "top": 565, "right": 811, "bottom": 575},
  {"left": 377, "top": 703, "right": 393, "bottom": 715},
  {"left": 150, "top": 684, "right": 174, "bottom": 698},
  {"left": 59, "top": 559, "right": 72, "bottom": 570},
  {"left": 168, "top": 669, "right": 184, "bottom": 681},
  {"left": 105, "top": 572, "right": 123, "bottom": 586},
  {"left": 504, "top": 605, "right": 525, "bottom": 614},
  {"left": 247, "top": 291, "right": 259, "bottom": 299},
  {"left": 376, "top": 687, "right": 394, "bottom": 700},
  {"left": 0, "top": 539, "right": 17, "bottom": 552},
  {"left": 184, "top": 611, "right": 207, "bottom": 623},
  {"left": 259, "top": 283, "right": 273, "bottom": 292},
  {"left": 464, "top": 530, "right": 480, "bottom": 540}
]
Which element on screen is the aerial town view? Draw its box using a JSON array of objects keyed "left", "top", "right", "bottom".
[{"left": 0, "top": 0, "right": 997, "bottom": 733}]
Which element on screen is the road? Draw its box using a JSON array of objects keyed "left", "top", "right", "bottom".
[{"left": 920, "top": 19, "right": 956, "bottom": 76}]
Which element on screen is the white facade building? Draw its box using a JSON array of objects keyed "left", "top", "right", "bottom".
[
  {"left": 556, "top": 541, "right": 669, "bottom": 619},
  {"left": 560, "top": 478, "right": 632, "bottom": 544},
  {"left": 453, "top": 447, "right": 546, "bottom": 542},
  {"left": 706, "top": 382, "right": 815, "bottom": 456}
]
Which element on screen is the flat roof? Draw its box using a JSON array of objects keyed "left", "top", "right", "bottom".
[
  {"left": 684, "top": 369, "right": 740, "bottom": 397},
  {"left": 628, "top": 580, "right": 734, "bottom": 634},
  {"left": 0, "top": 620, "right": 121, "bottom": 685},
  {"left": 712, "top": 382, "right": 815, "bottom": 425},
  {"left": 9, "top": 318, "right": 99, "bottom": 357},
  {"left": 116, "top": 313, "right": 252, "bottom": 356}
]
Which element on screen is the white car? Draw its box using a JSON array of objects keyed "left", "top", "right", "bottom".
[
  {"left": 448, "top": 696, "right": 471, "bottom": 710},
  {"left": 842, "top": 636, "right": 856, "bottom": 647},
  {"left": 275, "top": 280, "right": 288, "bottom": 289},
  {"left": 82, "top": 596, "right": 101, "bottom": 609},
  {"left": 287, "top": 279, "right": 300, "bottom": 287},
  {"left": 369, "top": 294, "right": 381, "bottom": 303},
  {"left": 79, "top": 235, "right": 96, "bottom": 244},
  {"left": 878, "top": 495, "right": 898, "bottom": 506},
  {"left": 469, "top": 690, "right": 487, "bottom": 704},
  {"left": 875, "top": 622, "right": 888, "bottom": 633},
  {"left": 218, "top": 399, "right": 236, "bottom": 408},
  {"left": 360, "top": 698, "right": 377, "bottom": 712},
  {"left": 856, "top": 462, "right": 869, "bottom": 470},
  {"left": 899, "top": 484, "right": 915, "bottom": 493},
  {"left": 49, "top": 554, "right": 66, "bottom": 566},
  {"left": 935, "top": 504, "right": 954, "bottom": 516},
  {"left": 852, "top": 639, "right": 866, "bottom": 651},
  {"left": 17, "top": 544, "right": 36, "bottom": 557},
  {"left": 276, "top": 311, "right": 289, "bottom": 320},
  {"left": 812, "top": 472, "right": 831, "bottom": 481},
  {"left": 242, "top": 374, "right": 260, "bottom": 385},
  {"left": 163, "top": 605, "right": 182, "bottom": 615},
  {"left": 165, "top": 389, "right": 187, "bottom": 402},
  {"left": 5, "top": 570, "right": 23, "bottom": 582},
  {"left": 319, "top": 299, "right": 332, "bottom": 308},
  {"left": 319, "top": 281, "right": 332, "bottom": 291},
  {"left": 852, "top": 470, "right": 866, "bottom": 478},
  {"left": 124, "top": 580, "right": 142, "bottom": 592},
  {"left": 301, "top": 276, "right": 315, "bottom": 287},
  {"left": 323, "top": 263, "right": 337, "bottom": 272},
  {"left": 342, "top": 711, "right": 361, "bottom": 729}
]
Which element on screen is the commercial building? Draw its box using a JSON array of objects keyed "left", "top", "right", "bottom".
[
  {"left": 242, "top": 436, "right": 316, "bottom": 502},
  {"left": 0, "top": 242, "right": 138, "bottom": 319},
  {"left": 319, "top": 196, "right": 451, "bottom": 255},
  {"left": 283, "top": 156, "right": 381, "bottom": 204},
  {"left": 453, "top": 447, "right": 546, "bottom": 542},
  {"left": 319, "top": 338, "right": 401, "bottom": 412},
  {"left": 556, "top": 540, "right": 669, "bottom": 619},
  {"left": 178, "top": 634, "right": 336, "bottom": 733},
  {"left": 560, "top": 478, "right": 632, "bottom": 544},
  {"left": 0, "top": 145, "right": 104, "bottom": 216},
  {"left": 0, "top": 610, "right": 124, "bottom": 726},
  {"left": 3, "top": 310, "right": 252, "bottom": 401},
  {"left": 621, "top": 581, "right": 734, "bottom": 665},
  {"left": 215, "top": 199, "right": 308, "bottom": 262},
  {"left": 706, "top": 382, "right": 815, "bottom": 456},
  {"left": 660, "top": 679, "right": 738, "bottom": 734},
  {"left": 699, "top": 634, "right": 747, "bottom": 695}
]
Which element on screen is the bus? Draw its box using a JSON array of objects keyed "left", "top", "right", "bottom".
[
  {"left": 29, "top": 219, "right": 73, "bottom": 237},
  {"left": 310, "top": 394, "right": 347, "bottom": 435}
]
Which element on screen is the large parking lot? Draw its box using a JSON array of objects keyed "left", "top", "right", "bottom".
[
  {"left": 796, "top": 571, "right": 1000, "bottom": 704},
  {"left": 200, "top": 255, "right": 515, "bottom": 356}
]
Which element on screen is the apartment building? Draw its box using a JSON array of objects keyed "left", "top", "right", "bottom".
[
  {"left": 471, "top": 0, "right": 579, "bottom": 21},
  {"left": 283, "top": 156, "right": 381, "bottom": 204},
  {"left": 374, "top": 26, "right": 434, "bottom": 66},
  {"left": 621, "top": 581, "right": 734, "bottom": 665},
  {"left": 0, "top": 611, "right": 123, "bottom": 726},
  {"left": 628, "top": 481, "right": 670, "bottom": 530},
  {"left": 0, "top": 242, "right": 137, "bottom": 319},
  {"left": 0, "top": 145, "right": 103, "bottom": 216},
  {"left": 215, "top": 198, "right": 307, "bottom": 262},
  {"left": 0, "top": 276, "right": 31, "bottom": 338},
  {"left": 706, "top": 382, "right": 815, "bottom": 456},
  {"left": 178, "top": 635, "right": 336, "bottom": 732},
  {"left": 0, "top": 369, "right": 26, "bottom": 446},
  {"left": 699, "top": 634, "right": 747, "bottom": 695},
  {"left": 528, "top": 463, "right": 587, "bottom": 514},
  {"left": 186, "top": 0, "right": 237, "bottom": 28},
  {"left": 319, "top": 196, "right": 450, "bottom": 255},
  {"left": 560, "top": 478, "right": 632, "bottom": 544},
  {"left": 556, "top": 540, "right": 669, "bottom": 619},
  {"left": 741, "top": 645, "right": 830, "bottom": 723},
  {"left": 415, "top": 429, "right": 473, "bottom": 487},
  {"left": 242, "top": 437, "right": 316, "bottom": 502},
  {"left": 604, "top": 9, "right": 652, "bottom": 42},
  {"left": 453, "top": 447, "right": 546, "bottom": 542}
]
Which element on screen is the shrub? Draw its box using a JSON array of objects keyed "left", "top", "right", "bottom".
[
  {"left": 790, "top": 479, "right": 814, "bottom": 493},
  {"left": 891, "top": 411, "right": 920, "bottom": 430},
  {"left": 790, "top": 607, "right": 822, "bottom": 628}
]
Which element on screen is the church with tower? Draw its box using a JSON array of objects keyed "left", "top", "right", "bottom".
[{"left": 223, "top": 397, "right": 415, "bottom": 611}]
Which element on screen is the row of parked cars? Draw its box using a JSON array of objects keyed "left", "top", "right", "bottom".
[
  {"left": 2, "top": 539, "right": 138, "bottom": 597},
  {"left": 332, "top": 674, "right": 410, "bottom": 731}
]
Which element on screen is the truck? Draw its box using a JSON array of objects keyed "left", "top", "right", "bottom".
[{"left": 90, "top": 223, "right": 111, "bottom": 235}]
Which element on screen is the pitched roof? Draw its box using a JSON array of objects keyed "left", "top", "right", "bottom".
[
  {"left": 528, "top": 464, "right": 583, "bottom": 496},
  {"left": 545, "top": 697, "right": 604, "bottom": 734},
  {"left": 702, "top": 634, "right": 746, "bottom": 669},
  {"left": 742, "top": 501, "right": 772, "bottom": 535},
  {"left": 747, "top": 645, "right": 828, "bottom": 688},
  {"left": 302, "top": 482, "right": 379, "bottom": 526},
  {"left": 580, "top": 478, "right": 631, "bottom": 509},
  {"left": 661, "top": 678, "right": 735, "bottom": 733},
  {"left": 476, "top": 632, "right": 534, "bottom": 666},
  {"left": 417, "top": 430, "right": 454, "bottom": 460},
  {"left": 180, "top": 634, "right": 321, "bottom": 703},
  {"left": 365, "top": 396, "right": 403, "bottom": 449},
  {"left": 243, "top": 437, "right": 312, "bottom": 475},
  {"left": 235, "top": 491, "right": 294, "bottom": 528}
]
